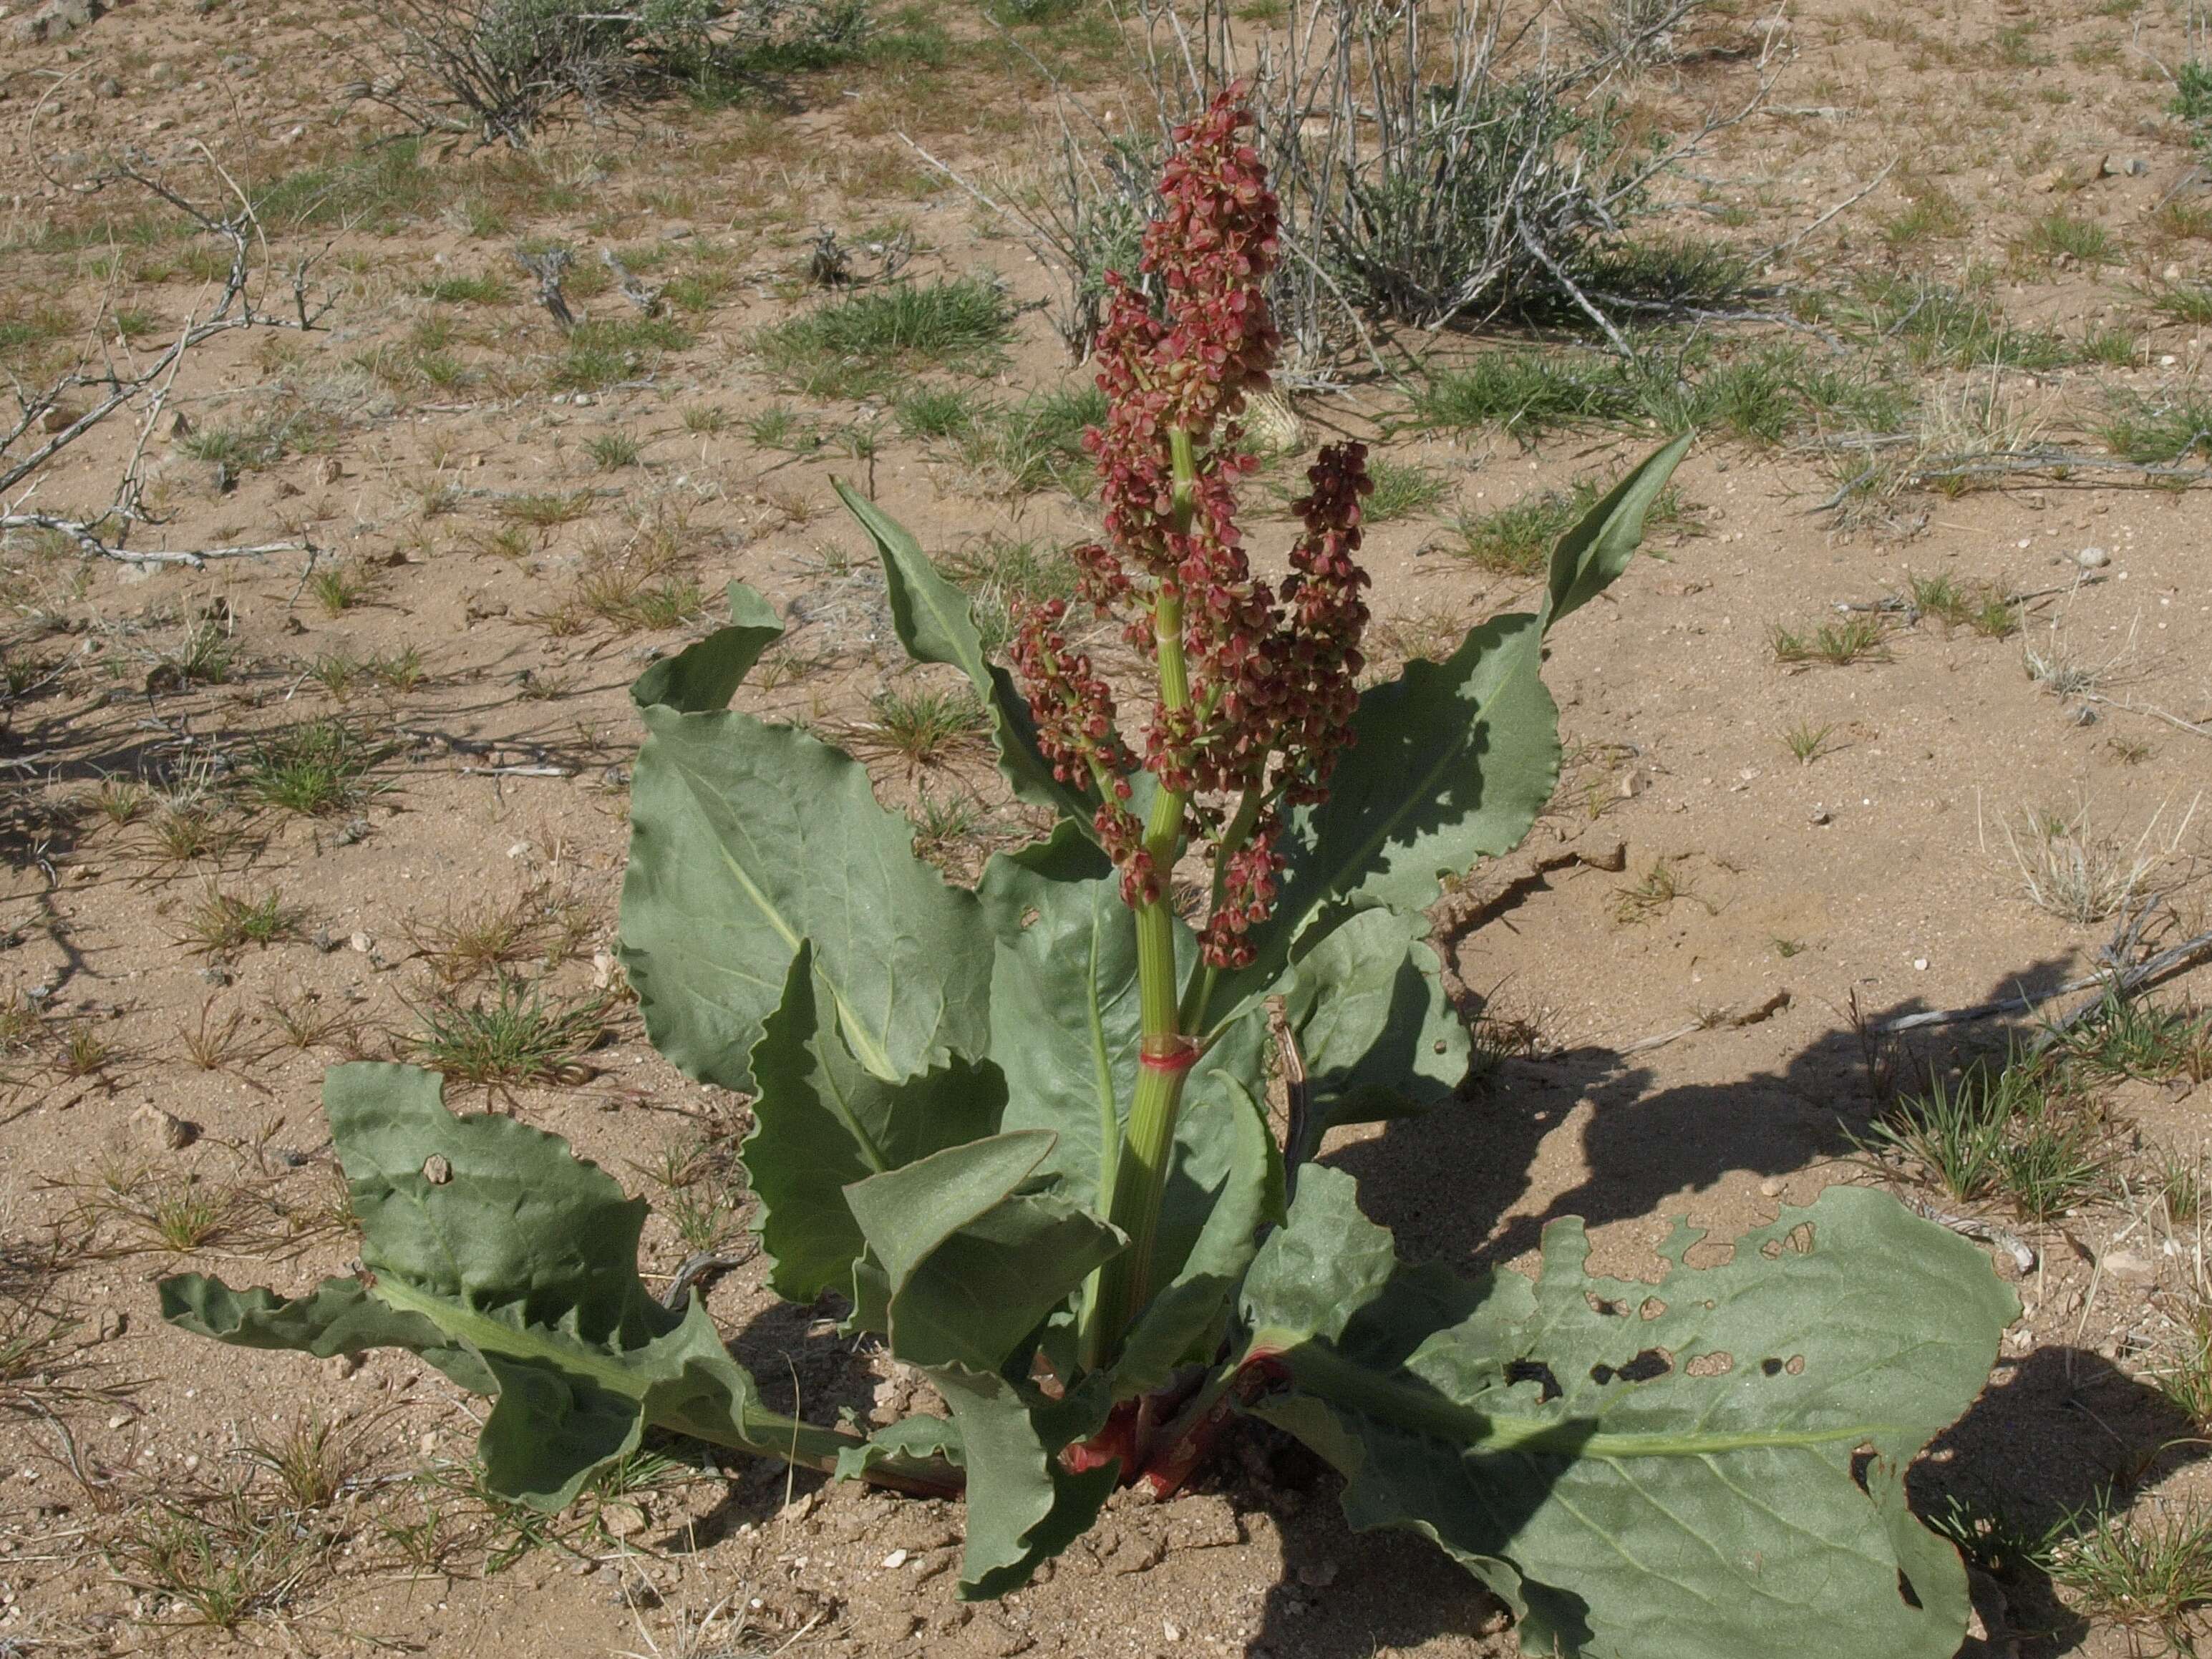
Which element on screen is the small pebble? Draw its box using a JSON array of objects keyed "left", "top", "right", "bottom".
[
  {"left": 2075, "top": 545, "right": 2110, "bottom": 569},
  {"left": 881, "top": 1548, "right": 908, "bottom": 1570}
]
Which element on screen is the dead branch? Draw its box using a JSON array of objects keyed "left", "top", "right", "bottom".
[{"left": 1, "top": 152, "right": 336, "bottom": 568}]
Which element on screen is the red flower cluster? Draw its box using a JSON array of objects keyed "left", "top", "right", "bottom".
[{"left": 1010, "top": 87, "right": 1372, "bottom": 967}]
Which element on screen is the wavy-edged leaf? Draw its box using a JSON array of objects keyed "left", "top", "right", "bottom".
[
  {"left": 1240, "top": 1167, "right": 2016, "bottom": 1659},
  {"left": 161, "top": 1064, "right": 777, "bottom": 1509},
  {"left": 745, "top": 946, "right": 1006, "bottom": 1303},
  {"left": 1213, "top": 437, "right": 1693, "bottom": 1014},
  {"left": 835, "top": 481, "right": 1097, "bottom": 833},
  {"left": 621, "top": 605, "right": 991, "bottom": 1090}
]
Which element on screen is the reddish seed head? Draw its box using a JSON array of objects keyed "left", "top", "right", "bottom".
[{"left": 1004, "top": 89, "right": 1371, "bottom": 960}]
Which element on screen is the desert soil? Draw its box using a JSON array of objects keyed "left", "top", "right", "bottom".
[{"left": 1, "top": 0, "right": 2211, "bottom": 1653}]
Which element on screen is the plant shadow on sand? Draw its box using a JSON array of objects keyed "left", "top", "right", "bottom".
[{"left": 723, "top": 960, "right": 2201, "bottom": 1656}]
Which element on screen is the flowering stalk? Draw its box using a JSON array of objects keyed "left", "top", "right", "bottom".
[{"left": 1012, "top": 89, "right": 1372, "bottom": 1366}]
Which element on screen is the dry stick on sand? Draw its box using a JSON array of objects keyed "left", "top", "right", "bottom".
[
  {"left": 3, "top": 149, "right": 336, "bottom": 568},
  {"left": 1875, "top": 909, "right": 2212, "bottom": 1038}
]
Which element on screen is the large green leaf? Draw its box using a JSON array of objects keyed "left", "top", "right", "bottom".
[
  {"left": 1281, "top": 906, "right": 1468, "bottom": 1159},
  {"left": 1211, "top": 436, "right": 1692, "bottom": 1016},
  {"left": 1238, "top": 1167, "right": 2017, "bottom": 1659},
  {"left": 745, "top": 946, "right": 1006, "bottom": 1303},
  {"left": 160, "top": 1065, "right": 838, "bottom": 1508},
  {"left": 974, "top": 829, "right": 1279, "bottom": 1387},
  {"left": 843, "top": 1133, "right": 1125, "bottom": 1596},
  {"left": 620, "top": 598, "right": 991, "bottom": 1091},
  {"left": 835, "top": 481, "right": 1098, "bottom": 834}
]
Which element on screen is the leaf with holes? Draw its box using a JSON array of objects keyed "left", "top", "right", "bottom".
[{"left": 1237, "top": 1167, "right": 2018, "bottom": 1659}]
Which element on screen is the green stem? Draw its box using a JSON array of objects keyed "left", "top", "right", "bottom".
[{"left": 1091, "top": 424, "right": 1203, "bottom": 1362}]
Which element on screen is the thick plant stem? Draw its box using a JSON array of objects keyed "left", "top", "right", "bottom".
[{"left": 1090, "top": 424, "right": 1203, "bottom": 1361}]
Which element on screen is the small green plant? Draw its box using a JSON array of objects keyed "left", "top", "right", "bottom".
[
  {"left": 2102, "top": 393, "right": 2212, "bottom": 464},
  {"left": 1907, "top": 573, "right": 2019, "bottom": 639},
  {"left": 500, "top": 490, "right": 596, "bottom": 527},
  {"left": 1782, "top": 720, "right": 1835, "bottom": 764},
  {"left": 54, "top": 1024, "right": 117, "bottom": 1079},
  {"left": 755, "top": 276, "right": 1015, "bottom": 399},
  {"left": 93, "top": 777, "right": 148, "bottom": 827},
  {"left": 309, "top": 564, "right": 376, "bottom": 617},
  {"left": 413, "top": 978, "right": 608, "bottom": 1088},
  {"left": 2153, "top": 283, "right": 2212, "bottom": 327},
  {"left": 165, "top": 102, "right": 2015, "bottom": 1659},
  {"left": 1857, "top": 1056, "right": 2112, "bottom": 1220},
  {"left": 1411, "top": 350, "right": 1629, "bottom": 440},
  {"left": 1357, "top": 459, "right": 1451, "bottom": 522},
  {"left": 1772, "top": 616, "right": 1889, "bottom": 667},
  {"left": 1453, "top": 477, "right": 1686, "bottom": 576},
  {"left": 553, "top": 316, "right": 692, "bottom": 394},
  {"left": 419, "top": 273, "right": 510, "bottom": 305},
  {"left": 2042, "top": 1503, "right": 2212, "bottom": 1650},
  {"left": 2174, "top": 57, "right": 2212, "bottom": 137},
  {"left": 2013, "top": 211, "right": 2118, "bottom": 268},
  {"left": 2047, "top": 988, "right": 2211, "bottom": 1083},
  {"left": 585, "top": 430, "right": 642, "bottom": 470},
  {"left": 368, "top": 646, "right": 428, "bottom": 693},
  {"left": 404, "top": 884, "right": 593, "bottom": 986},
  {"left": 649, "top": 1136, "right": 751, "bottom": 1253},
  {"left": 246, "top": 721, "right": 382, "bottom": 817},
  {"left": 113, "top": 1496, "right": 326, "bottom": 1629},
  {"left": 857, "top": 685, "right": 987, "bottom": 768},
  {"left": 158, "top": 621, "right": 236, "bottom": 689},
  {"left": 184, "top": 887, "right": 305, "bottom": 955},
  {"left": 681, "top": 404, "right": 730, "bottom": 434},
  {"left": 1614, "top": 856, "right": 1703, "bottom": 923}
]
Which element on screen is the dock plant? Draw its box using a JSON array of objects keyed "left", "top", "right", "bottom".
[{"left": 163, "top": 91, "right": 2015, "bottom": 1658}]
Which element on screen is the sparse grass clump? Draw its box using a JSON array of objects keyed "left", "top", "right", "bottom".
[
  {"left": 1992, "top": 797, "right": 2195, "bottom": 925},
  {"left": 1411, "top": 351, "right": 1628, "bottom": 440},
  {"left": 553, "top": 316, "right": 692, "bottom": 392},
  {"left": 2012, "top": 211, "right": 2119, "bottom": 269},
  {"left": 1770, "top": 615, "right": 1890, "bottom": 667},
  {"left": 585, "top": 430, "right": 643, "bottom": 470},
  {"left": 1907, "top": 573, "right": 2019, "bottom": 639},
  {"left": 183, "top": 887, "right": 305, "bottom": 955},
  {"left": 178, "top": 409, "right": 325, "bottom": 474},
  {"left": 1856, "top": 1054, "right": 2113, "bottom": 1220},
  {"left": 246, "top": 720, "right": 384, "bottom": 817},
  {"left": 1358, "top": 459, "right": 1451, "bottom": 522},
  {"left": 934, "top": 535, "right": 1081, "bottom": 653},
  {"left": 414, "top": 978, "right": 609, "bottom": 1087},
  {"left": 1781, "top": 721, "right": 1835, "bottom": 764},
  {"left": 856, "top": 685, "right": 987, "bottom": 768},
  {"left": 755, "top": 276, "right": 1015, "bottom": 399},
  {"left": 2152, "top": 283, "right": 2212, "bottom": 327},
  {"left": 419, "top": 273, "right": 511, "bottom": 305},
  {"left": 404, "top": 884, "right": 594, "bottom": 986},
  {"left": 2101, "top": 393, "right": 2212, "bottom": 464},
  {"left": 2046, "top": 989, "right": 2211, "bottom": 1084},
  {"left": 1452, "top": 477, "right": 1687, "bottom": 576},
  {"left": 501, "top": 490, "right": 597, "bottom": 527},
  {"left": 308, "top": 563, "right": 377, "bottom": 617},
  {"left": 114, "top": 1496, "right": 327, "bottom": 1629},
  {"left": 2042, "top": 1504, "right": 2212, "bottom": 1651}
]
